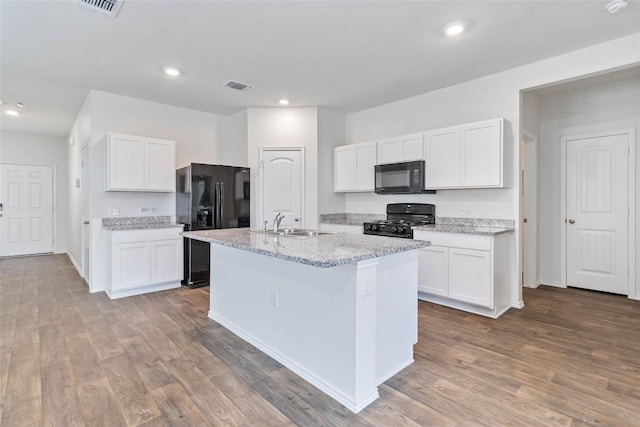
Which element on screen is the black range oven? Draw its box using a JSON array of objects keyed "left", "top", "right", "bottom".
[{"left": 363, "top": 203, "right": 435, "bottom": 239}]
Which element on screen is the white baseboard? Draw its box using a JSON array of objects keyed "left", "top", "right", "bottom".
[
  {"left": 523, "top": 282, "right": 539, "bottom": 289},
  {"left": 537, "top": 279, "right": 566, "bottom": 288},
  {"left": 106, "top": 281, "right": 180, "bottom": 300},
  {"left": 209, "top": 311, "right": 380, "bottom": 413},
  {"left": 67, "top": 252, "right": 82, "bottom": 275},
  {"left": 511, "top": 300, "right": 525, "bottom": 309}
]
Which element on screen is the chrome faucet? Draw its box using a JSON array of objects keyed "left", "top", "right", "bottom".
[{"left": 273, "top": 212, "right": 285, "bottom": 233}]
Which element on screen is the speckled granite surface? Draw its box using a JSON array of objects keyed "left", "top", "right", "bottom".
[
  {"left": 319, "top": 213, "right": 386, "bottom": 226},
  {"left": 182, "top": 228, "right": 428, "bottom": 268},
  {"left": 413, "top": 224, "right": 513, "bottom": 235},
  {"left": 102, "top": 216, "right": 183, "bottom": 231},
  {"left": 436, "top": 217, "right": 515, "bottom": 228}
]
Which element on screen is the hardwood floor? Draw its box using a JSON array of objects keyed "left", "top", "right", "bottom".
[{"left": 1, "top": 254, "right": 639, "bottom": 426}]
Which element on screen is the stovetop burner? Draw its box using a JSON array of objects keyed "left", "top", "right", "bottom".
[{"left": 363, "top": 203, "right": 435, "bottom": 238}]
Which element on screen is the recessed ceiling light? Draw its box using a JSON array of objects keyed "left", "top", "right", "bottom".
[
  {"left": 5, "top": 110, "right": 19, "bottom": 116},
  {"left": 164, "top": 67, "right": 181, "bottom": 77},
  {"left": 445, "top": 23, "right": 465, "bottom": 36},
  {"left": 279, "top": 99, "right": 290, "bottom": 105}
]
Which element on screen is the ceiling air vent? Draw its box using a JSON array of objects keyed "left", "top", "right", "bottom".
[
  {"left": 76, "top": 0, "right": 123, "bottom": 18},
  {"left": 223, "top": 80, "right": 254, "bottom": 91}
]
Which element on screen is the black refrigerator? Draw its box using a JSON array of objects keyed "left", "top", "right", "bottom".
[{"left": 176, "top": 163, "right": 250, "bottom": 288}]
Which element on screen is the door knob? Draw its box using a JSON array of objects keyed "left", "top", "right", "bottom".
[
  {"left": 568, "top": 218, "right": 575, "bottom": 224},
  {"left": 294, "top": 217, "right": 300, "bottom": 222},
  {"left": 83, "top": 220, "right": 90, "bottom": 225}
]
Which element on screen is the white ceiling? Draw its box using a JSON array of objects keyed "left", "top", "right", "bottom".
[{"left": 1, "top": 0, "right": 639, "bottom": 138}]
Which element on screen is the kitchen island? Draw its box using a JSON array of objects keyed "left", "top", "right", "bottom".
[{"left": 182, "top": 228, "right": 428, "bottom": 413}]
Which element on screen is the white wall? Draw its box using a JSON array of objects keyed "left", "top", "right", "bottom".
[
  {"left": 317, "top": 108, "right": 346, "bottom": 214},
  {"left": 344, "top": 32, "right": 640, "bottom": 306},
  {"left": 67, "top": 90, "right": 229, "bottom": 291},
  {"left": 536, "top": 72, "right": 640, "bottom": 287},
  {"left": 1, "top": 132, "right": 70, "bottom": 254},
  {"left": 218, "top": 110, "right": 249, "bottom": 167},
  {"left": 247, "top": 108, "right": 319, "bottom": 229}
]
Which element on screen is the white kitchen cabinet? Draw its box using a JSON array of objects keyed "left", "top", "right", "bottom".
[
  {"left": 334, "top": 141, "right": 376, "bottom": 192},
  {"left": 377, "top": 133, "right": 424, "bottom": 164},
  {"left": 106, "top": 227, "right": 183, "bottom": 299},
  {"left": 424, "top": 118, "right": 505, "bottom": 189},
  {"left": 106, "top": 133, "right": 176, "bottom": 192},
  {"left": 424, "top": 127, "right": 459, "bottom": 188},
  {"left": 417, "top": 245, "right": 448, "bottom": 296},
  {"left": 414, "top": 229, "right": 512, "bottom": 318}
]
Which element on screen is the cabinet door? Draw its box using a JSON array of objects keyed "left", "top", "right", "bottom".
[
  {"left": 417, "top": 246, "right": 448, "bottom": 296},
  {"left": 146, "top": 138, "right": 176, "bottom": 192},
  {"left": 401, "top": 133, "right": 424, "bottom": 161},
  {"left": 425, "top": 128, "right": 460, "bottom": 189},
  {"left": 108, "top": 135, "right": 145, "bottom": 190},
  {"left": 377, "top": 137, "right": 402, "bottom": 164},
  {"left": 150, "top": 239, "right": 182, "bottom": 283},
  {"left": 334, "top": 146, "right": 356, "bottom": 191},
  {"left": 448, "top": 248, "right": 492, "bottom": 308},
  {"left": 460, "top": 119, "right": 503, "bottom": 187},
  {"left": 354, "top": 143, "right": 376, "bottom": 191},
  {"left": 113, "top": 242, "right": 151, "bottom": 291}
]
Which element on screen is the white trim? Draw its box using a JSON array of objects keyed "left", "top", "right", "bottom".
[
  {"left": 258, "top": 146, "right": 306, "bottom": 227},
  {"left": 511, "top": 300, "right": 525, "bottom": 309},
  {"left": 537, "top": 280, "right": 567, "bottom": 288},
  {"left": 561, "top": 128, "right": 636, "bottom": 297}
]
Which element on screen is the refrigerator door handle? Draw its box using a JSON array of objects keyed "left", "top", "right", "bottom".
[
  {"left": 215, "top": 182, "right": 223, "bottom": 229},
  {"left": 220, "top": 182, "right": 224, "bottom": 226}
]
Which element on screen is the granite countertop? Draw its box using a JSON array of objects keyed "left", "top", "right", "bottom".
[
  {"left": 319, "top": 213, "right": 385, "bottom": 226},
  {"left": 182, "top": 228, "right": 429, "bottom": 268},
  {"left": 413, "top": 224, "right": 514, "bottom": 235},
  {"left": 102, "top": 216, "right": 184, "bottom": 231}
]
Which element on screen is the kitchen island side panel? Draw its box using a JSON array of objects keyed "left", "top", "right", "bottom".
[{"left": 207, "top": 244, "right": 417, "bottom": 413}]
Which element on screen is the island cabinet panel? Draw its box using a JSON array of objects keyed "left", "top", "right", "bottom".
[
  {"left": 334, "top": 141, "right": 376, "bottom": 192},
  {"left": 425, "top": 118, "right": 505, "bottom": 189},
  {"left": 207, "top": 244, "right": 418, "bottom": 413},
  {"left": 414, "top": 229, "right": 512, "bottom": 318},
  {"left": 106, "top": 133, "right": 176, "bottom": 192},
  {"left": 106, "top": 228, "right": 183, "bottom": 299}
]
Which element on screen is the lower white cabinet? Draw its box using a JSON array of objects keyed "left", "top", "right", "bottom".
[
  {"left": 414, "top": 229, "right": 512, "bottom": 318},
  {"left": 106, "top": 227, "right": 183, "bottom": 299}
]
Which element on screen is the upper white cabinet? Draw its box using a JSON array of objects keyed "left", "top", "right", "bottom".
[
  {"left": 334, "top": 141, "right": 376, "bottom": 192},
  {"left": 377, "top": 133, "right": 424, "bottom": 164},
  {"left": 425, "top": 118, "right": 505, "bottom": 189},
  {"left": 106, "top": 133, "right": 176, "bottom": 192}
]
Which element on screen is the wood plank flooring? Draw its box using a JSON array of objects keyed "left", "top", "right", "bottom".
[{"left": 1, "top": 254, "right": 639, "bottom": 426}]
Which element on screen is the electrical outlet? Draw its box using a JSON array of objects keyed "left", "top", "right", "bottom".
[
  {"left": 459, "top": 210, "right": 469, "bottom": 216},
  {"left": 269, "top": 289, "right": 278, "bottom": 307},
  {"left": 110, "top": 207, "right": 119, "bottom": 216}
]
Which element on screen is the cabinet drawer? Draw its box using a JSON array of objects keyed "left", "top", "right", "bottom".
[
  {"left": 413, "top": 230, "right": 491, "bottom": 251},
  {"left": 111, "top": 227, "right": 183, "bottom": 244}
]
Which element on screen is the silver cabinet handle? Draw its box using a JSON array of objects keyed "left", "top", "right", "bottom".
[
  {"left": 568, "top": 218, "right": 575, "bottom": 224},
  {"left": 83, "top": 220, "right": 90, "bottom": 224}
]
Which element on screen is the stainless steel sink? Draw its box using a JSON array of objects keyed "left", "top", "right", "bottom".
[{"left": 250, "top": 228, "right": 337, "bottom": 237}]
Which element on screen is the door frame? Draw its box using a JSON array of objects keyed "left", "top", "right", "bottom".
[
  {"left": 560, "top": 128, "right": 636, "bottom": 297},
  {"left": 80, "top": 142, "right": 91, "bottom": 286},
  {"left": 0, "top": 162, "right": 57, "bottom": 256},
  {"left": 520, "top": 130, "right": 538, "bottom": 289},
  {"left": 258, "top": 146, "right": 305, "bottom": 228}
]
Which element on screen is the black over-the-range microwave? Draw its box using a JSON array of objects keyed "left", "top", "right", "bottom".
[{"left": 374, "top": 160, "right": 436, "bottom": 194}]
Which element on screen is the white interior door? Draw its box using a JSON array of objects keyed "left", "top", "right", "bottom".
[
  {"left": 0, "top": 164, "right": 54, "bottom": 257},
  {"left": 81, "top": 144, "right": 91, "bottom": 284},
  {"left": 260, "top": 148, "right": 304, "bottom": 228},
  {"left": 566, "top": 132, "right": 629, "bottom": 294}
]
